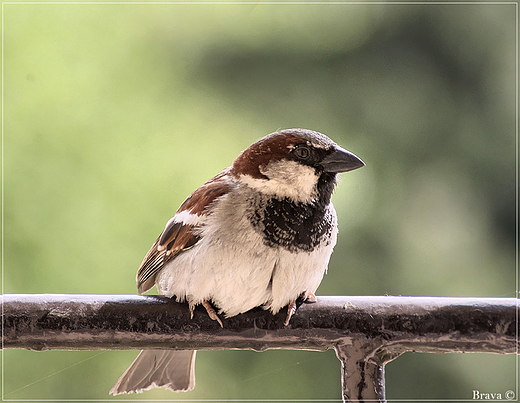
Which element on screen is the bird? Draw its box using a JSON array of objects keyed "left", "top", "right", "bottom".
[{"left": 110, "top": 128, "right": 364, "bottom": 395}]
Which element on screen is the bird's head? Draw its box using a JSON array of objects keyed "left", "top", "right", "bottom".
[{"left": 231, "top": 128, "right": 364, "bottom": 204}]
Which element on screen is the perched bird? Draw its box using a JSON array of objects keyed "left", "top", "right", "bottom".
[{"left": 110, "top": 128, "right": 364, "bottom": 395}]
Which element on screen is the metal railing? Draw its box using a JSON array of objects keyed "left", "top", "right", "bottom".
[{"left": 2, "top": 294, "right": 518, "bottom": 402}]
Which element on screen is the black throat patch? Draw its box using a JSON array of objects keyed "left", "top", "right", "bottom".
[{"left": 248, "top": 195, "right": 335, "bottom": 253}]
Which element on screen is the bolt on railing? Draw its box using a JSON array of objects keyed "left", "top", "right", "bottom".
[{"left": 2, "top": 294, "right": 518, "bottom": 402}]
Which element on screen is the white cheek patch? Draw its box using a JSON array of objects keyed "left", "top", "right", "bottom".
[{"left": 240, "top": 160, "right": 318, "bottom": 202}]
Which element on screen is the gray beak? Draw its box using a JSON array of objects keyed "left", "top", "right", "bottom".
[{"left": 321, "top": 146, "right": 365, "bottom": 173}]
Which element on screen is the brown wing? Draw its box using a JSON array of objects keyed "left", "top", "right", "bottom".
[
  {"left": 136, "top": 225, "right": 200, "bottom": 294},
  {"left": 136, "top": 170, "right": 234, "bottom": 294}
]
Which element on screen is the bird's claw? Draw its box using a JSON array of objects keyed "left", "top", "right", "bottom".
[
  {"left": 305, "top": 292, "right": 317, "bottom": 303},
  {"left": 202, "top": 300, "right": 224, "bottom": 328},
  {"left": 188, "top": 299, "right": 223, "bottom": 327},
  {"left": 284, "top": 292, "right": 317, "bottom": 326},
  {"left": 284, "top": 301, "right": 297, "bottom": 326}
]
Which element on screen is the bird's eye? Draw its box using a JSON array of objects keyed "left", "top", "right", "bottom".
[{"left": 294, "top": 146, "right": 310, "bottom": 160}]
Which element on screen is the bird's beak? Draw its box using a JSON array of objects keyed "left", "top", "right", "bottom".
[{"left": 321, "top": 146, "right": 365, "bottom": 173}]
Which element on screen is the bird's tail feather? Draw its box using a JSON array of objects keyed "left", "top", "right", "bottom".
[{"left": 110, "top": 350, "right": 196, "bottom": 395}]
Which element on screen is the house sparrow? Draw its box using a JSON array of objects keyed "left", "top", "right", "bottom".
[{"left": 110, "top": 128, "right": 364, "bottom": 395}]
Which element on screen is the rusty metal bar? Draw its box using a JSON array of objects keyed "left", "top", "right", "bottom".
[{"left": 2, "top": 294, "right": 518, "bottom": 402}]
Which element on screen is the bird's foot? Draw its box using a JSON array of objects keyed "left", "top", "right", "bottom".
[
  {"left": 284, "top": 301, "right": 297, "bottom": 326},
  {"left": 284, "top": 292, "right": 317, "bottom": 326},
  {"left": 202, "top": 300, "right": 224, "bottom": 328},
  {"left": 305, "top": 292, "right": 317, "bottom": 303},
  {"left": 189, "top": 300, "right": 196, "bottom": 319},
  {"left": 188, "top": 299, "right": 223, "bottom": 327}
]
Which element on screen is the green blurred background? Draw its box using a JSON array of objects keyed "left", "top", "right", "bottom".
[{"left": 2, "top": 2, "right": 517, "bottom": 401}]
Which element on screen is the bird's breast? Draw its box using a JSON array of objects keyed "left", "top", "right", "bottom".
[{"left": 156, "top": 187, "right": 337, "bottom": 316}]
